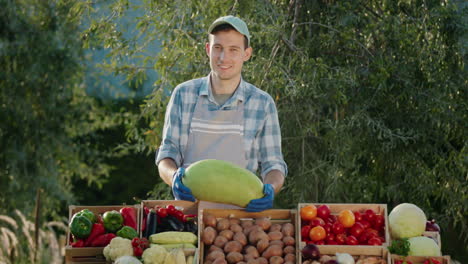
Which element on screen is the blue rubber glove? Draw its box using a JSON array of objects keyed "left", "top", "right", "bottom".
[
  {"left": 245, "top": 184, "right": 275, "bottom": 212},
  {"left": 171, "top": 167, "right": 196, "bottom": 202}
]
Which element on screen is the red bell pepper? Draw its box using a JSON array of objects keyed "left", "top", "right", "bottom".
[
  {"left": 120, "top": 207, "right": 137, "bottom": 230},
  {"left": 141, "top": 206, "right": 150, "bottom": 233},
  {"left": 71, "top": 239, "right": 85, "bottom": 247},
  {"left": 84, "top": 223, "right": 105, "bottom": 246},
  {"left": 90, "top": 233, "right": 116, "bottom": 247}
]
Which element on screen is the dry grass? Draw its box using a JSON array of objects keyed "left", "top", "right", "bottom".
[{"left": 0, "top": 210, "right": 67, "bottom": 264}]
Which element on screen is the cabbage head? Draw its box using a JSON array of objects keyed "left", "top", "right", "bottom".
[
  {"left": 408, "top": 236, "right": 441, "bottom": 256},
  {"left": 389, "top": 203, "right": 427, "bottom": 239}
]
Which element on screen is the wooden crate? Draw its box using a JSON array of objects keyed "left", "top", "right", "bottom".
[
  {"left": 199, "top": 208, "right": 297, "bottom": 264},
  {"left": 65, "top": 204, "right": 140, "bottom": 264},
  {"left": 297, "top": 203, "right": 390, "bottom": 249},
  {"left": 391, "top": 254, "right": 451, "bottom": 264},
  {"left": 300, "top": 245, "right": 391, "bottom": 264}
]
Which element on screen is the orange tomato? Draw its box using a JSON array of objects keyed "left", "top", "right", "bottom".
[
  {"left": 300, "top": 205, "right": 317, "bottom": 221},
  {"left": 338, "top": 210, "right": 355, "bottom": 228},
  {"left": 309, "top": 225, "right": 327, "bottom": 241}
]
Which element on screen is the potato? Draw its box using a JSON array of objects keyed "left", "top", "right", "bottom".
[
  {"left": 230, "top": 223, "right": 243, "bottom": 233},
  {"left": 281, "top": 223, "right": 294, "bottom": 237},
  {"left": 284, "top": 262, "right": 294, "bottom": 264},
  {"left": 246, "top": 259, "right": 259, "bottom": 264},
  {"left": 224, "top": 240, "right": 242, "bottom": 253},
  {"left": 284, "top": 253, "right": 295, "bottom": 263},
  {"left": 212, "top": 258, "right": 227, "bottom": 264},
  {"left": 204, "top": 213, "right": 217, "bottom": 228},
  {"left": 204, "top": 261, "right": 213, "bottom": 264},
  {"left": 217, "top": 218, "right": 230, "bottom": 232},
  {"left": 203, "top": 226, "right": 217, "bottom": 245},
  {"left": 237, "top": 262, "right": 247, "bottom": 264},
  {"left": 243, "top": 253, "right": 256, "bottom": 263},
  {"left": 249, "top": 230, "right": 269, "bottom": 244},
  {"left": 269, "top": 240, "right": 284, "bottom": 248},
  {"left": 283, "top": 245, "right": 295, "bottom": 255},
  {"left": 206, "top": 251, "right": 225, "bottom": 262},
  {"left": 255, "top": 217, "right": 272, "bottom": 231},
  {"left": 244, "top": 224, "right": 262, "bottom": 236},
  {"left": 268, "top": 231, "right": 283, "bottom": 241},
  {"left": 282, "top": 236, "right": 295, "bottom": 246},
  {"left": 261, "top": 245, "right": 282, "bottom": 259},
  {"left": 214, "top": 235, "right": 229, "bottom": 248},
  {"left": 244, "top": 245, "right": 259, "bottom": 258},
  {"left": 257, "top": 257, "right": 268, "bottom": 264},
  {"left": 208, "top": 245, "right": 223, "bottom": 253},
  {"left": 270, "top": 224, "right": 282, "bottom": 232},
  {"left": 256, "top": 238, "right": 269, "bottom": 254},
  {"left": 241, "top": 220, "right": 253, "bottom": 229},
  {"left": 233, "top": 231, "right": 247, "bottom": 246},
  {"left": 228, "top": 217, "right": 241, "bottom": 225},
  {"left": 219, "top": 229, "right": 234, "bottom": 240},
  {"left": 269, "top": 256, "right": 284, "bottom": 264},
  {"left": 226, "top": 252, "right": 243, "bottom": 264}
]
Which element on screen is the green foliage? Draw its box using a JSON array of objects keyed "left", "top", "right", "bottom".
[{"left": 0, "top": 0, "right": 118, "bottom": 218}]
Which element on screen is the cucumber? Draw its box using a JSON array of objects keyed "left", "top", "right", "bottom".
[{"left": 183, "top": 159, "right": 264, "bottom": 207}]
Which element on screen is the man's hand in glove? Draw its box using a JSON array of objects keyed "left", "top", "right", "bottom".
[
  {"left": 172, "top": 167, "right": 195, "bottom": 202},
  {"left": 245, "top": 184, "right": 274, "bottom": 212}
]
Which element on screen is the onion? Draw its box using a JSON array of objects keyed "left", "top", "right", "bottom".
[
  {"left": 425, "top": 219, "right": 441, "bottom": 232},
  {"left": 302, "top": 244, "right": 320, "bottom": 260}
]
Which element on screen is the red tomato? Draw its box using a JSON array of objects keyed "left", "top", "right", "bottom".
[
  {"left": 323, "top": 223, "right": 332, "bottom": 234},
  {"left": 174, "top": 210, "right": 185, "bottom": 222},
  {"left": 359, "top": 220, "right": 371, "bottom": 229},
  {"left": 368, "top": 236, "right": 382, "bottom": 245},
  {"left": 349, "top": 222, "right": 365, "bottom": 237},
  {"left": 327, "top": 240, "right": 338, "bottom": 245},
  {"left": 317, "top": 205, "right": 331, "bottom": 219},
  {"left": 346, "top": 235, "right": 359, "bottom": 245},
  {"left": 325, "top": 233, "right": 335, "bottom": 244},
  {"left": 166, "top": 204, "right": 177, "bottom": 216},
  {"left": 315, "top": 240, "right": 325, "bottom": 245},
  {"left": 364, "top": 209, "right": 376, "bottom": 222},
  {"left": 365, "top": 228, "right": 379, "bottom": 239},
  {"left": 332, "top": 222, "right": 345, "bottom": 234},
  {"left": 310, "top": 217, "right": 325, "bottom": 227},
  {"left": 338, "top": 210, "right": 355, "bottom": 228},
  {"left": 301, "top": 225, "right": 312, "bottom": 241},
  {"left": 157, "top": 207, "right": 168, "bottom": 218},
  {"left": 353, "top": 211, "right": 363, "bottom": 222},
  {"left": 301, "top": 205, "right": 317, "bottom": 221},
  {"left": 309, "top": 226, "right": 327, "bottom": 241},
  {"left": 373, "top": 214, "right": 385, "bottom": 230},
  {"left": 327, "top": 214, "right": 337, "bottom": 224},
  {"left": 335, "top": 233, "right": 346, "bottom": 245},
  {"left": 358, "top": 232, "right": 368, "bottom": 244}
]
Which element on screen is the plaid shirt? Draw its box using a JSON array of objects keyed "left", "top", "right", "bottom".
[{"left": 156, "top": 74, "right": 288, "bottom": 178}]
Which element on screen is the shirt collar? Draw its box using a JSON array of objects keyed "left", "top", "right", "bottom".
[{"left": 200, "top": 73, "right": 246, "bottom": 104}]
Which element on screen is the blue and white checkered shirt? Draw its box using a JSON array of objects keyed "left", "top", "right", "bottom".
[{"left": 156, "top": 74, "right": 288, "bottom": 178}]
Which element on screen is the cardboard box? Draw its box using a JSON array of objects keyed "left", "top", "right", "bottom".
[
  {"left": 65, "top": 204, "right": 140, "bottom": 263},
  {"left": 391, "top": 254, "right": 451, "bottom": 264},
  {"left": 199, "top": 208, "right": 297, "bottom": 264},
  {"left": 297, "top": 203, "right": 390, "bottom": 249}
]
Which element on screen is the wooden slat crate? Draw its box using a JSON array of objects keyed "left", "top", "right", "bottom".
[{"left": 65, "top": 204, "right": 140, "bottom": 264}]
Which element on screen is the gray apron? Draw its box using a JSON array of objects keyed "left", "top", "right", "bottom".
[{"left": 182, "top": 94, "right": 247, "bottom": 168}]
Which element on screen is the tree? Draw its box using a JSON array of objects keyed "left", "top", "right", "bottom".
[
  {"left": 0, "top": 0, "right": 117, "bottom": 218},
  {"left": 83, "top": 0, "right": 467, "bottom": 260}
]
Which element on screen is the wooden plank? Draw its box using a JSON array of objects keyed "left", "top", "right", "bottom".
[{"left": 391, "top": 254, "right": 451, "bottom": 264}]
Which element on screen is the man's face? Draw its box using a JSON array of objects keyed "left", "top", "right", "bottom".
[{"left": 206, "top": 29, "right": 252, "bottom": 82}]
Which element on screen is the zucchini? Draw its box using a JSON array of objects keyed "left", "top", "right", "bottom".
[
  {"left": 150, "top": 231, "right": 197, "bottom": 245},
  {"left": 183, "top": 159, "right": 264, "bottom": 207}
]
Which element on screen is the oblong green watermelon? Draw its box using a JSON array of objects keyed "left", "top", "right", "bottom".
[{"left": 182, "top": 159, "right": 264, "bottom": 207}]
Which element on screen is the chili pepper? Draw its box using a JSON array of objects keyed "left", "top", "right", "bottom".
[
  {"left": 71, "top": 239, "right": 85, "bottom": 247},
  {"left": 116, "top": 226, "right": 138, "bottom": 240},
  {"left": 69, "top": 215, "right": 93, "bottom": 239},
  {"left": 102, "top": 210, "right": 123, "bottom": 233},
  {"left": 84, "top": 223, "right": 105, "bottom": 246},
  {"left": 120, "top": 207, "right": 137, "bottom": 230},
  {"left": 74, "top": 209, "right": 96, "bottom": 224},
  {"left": 90, "top": 233, "right": 116, "bottom": 247}
]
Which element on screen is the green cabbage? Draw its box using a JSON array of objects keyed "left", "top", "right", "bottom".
[
  {"left": 389, "top": 203, "right": 427, "bottom": 239},
  {"left": 408, "top": 236, "right": 441, "bottom": 256}
]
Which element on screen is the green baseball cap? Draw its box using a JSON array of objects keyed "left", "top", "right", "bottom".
[{"left": 208, "top": 15, "right": 251, "bottom": 46}]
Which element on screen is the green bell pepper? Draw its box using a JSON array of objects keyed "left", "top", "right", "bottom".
[
  {"left": 75, "top": 209, "right": 96, "bottom": 223},
  {"left": 102, "top": 210, "right": 123, "bottom": 233},
  {"left": 69, "top": 215, "right": 93, "bottom": 239},
  {"left": 116, "top": 226, "right": 138, "bottom": 239}
]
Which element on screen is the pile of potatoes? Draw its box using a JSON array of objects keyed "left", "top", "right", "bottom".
[{"left": 201, "top": 214, "right": 296, "bottom": 264}]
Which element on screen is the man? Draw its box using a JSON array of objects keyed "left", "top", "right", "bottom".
[{"left": 156, "top": 15, "right": 287, "bottom": 212}]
